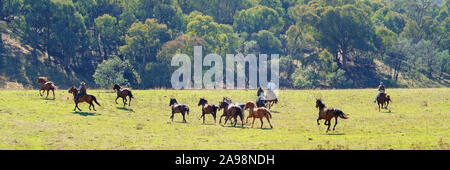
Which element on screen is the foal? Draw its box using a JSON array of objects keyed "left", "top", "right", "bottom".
[
  {"left": 315, "top": 99, "right": 348, "bottom": 133},
  {"left": 197, "top": 98, "right": 219, "bottom": 124},
  {"left": 113, "top": 84, "right": 134, "bottom": 106},
  {"left": 244, "top": 101, "right": 273, "bottom": 128},
  {"left": 169, "top": 98, "right": 190, "bottom": 123}
]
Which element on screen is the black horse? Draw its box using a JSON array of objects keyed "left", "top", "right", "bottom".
[
  {"left": 256, "top": 87, "right": 268, "bottom": 108},
  {"left": 169, "top": 98, "right": 190, "bottom": 123}
]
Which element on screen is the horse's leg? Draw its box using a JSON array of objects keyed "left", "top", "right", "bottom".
[
  {"left": 52, "top": 89, "right": 55, "bottom": 98},
  {"left": 76, "top": 103, "right": 82, "bottom": 111},
  {"left": 212, "top": 112, "right": 216, "bottom": 124},
  {"left": 266, "top": 114, "right": 273, "bottom": 129},
  {"left": 333, "top": 117, "right": 338, "bottom": 131},
  {"left": 123, "top": 97, "right": 126, "bottom": 106},
  {"left": 115, "top": 96, "right": 119, "bottom": 104},
  {"left": 170, "top": 111, "right": 174, "bottom": 122},
  {"left": 46, "top": 90, "right": 49, "bottom": 98},
  {"left": 39, "top": 89, "right": 43, "bottom": 96},
  {"left": 203, "top": 113, "right": 206, "bottom": 124},
  {"left": 91, "top": 100, "right": 96, "bottom": 111},
  {"left": 181, "top": 111, "right": 186, "bottom": 123},
  {"left": 260, "top": 117, "right": 264, "bottom": 128},
  {"left": 128, "top": 95, "right": 132, "bottom": 106},
  {"left": 326, "top": 119, "right": 331, "bottom": 133},
  {"left": 251, "top": 117, "right": 255, "bottom": 128},
  {"left": 317, "top": 117, "right": 321, "bottom": 125},
  {"left": 378, "top": 102, "right": 381, "bottom": 112}
]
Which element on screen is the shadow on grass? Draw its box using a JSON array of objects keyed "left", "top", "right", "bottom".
[
  {"left": 72, "top": 111, "right": 97, "bottom": 116},
  {"left": 40, "top": 98, "right": 56, "bottom": 101},
  {"left": 326, "top": 132, "right": 345, "bottom": 135},
  {"left": 116, "top": 107, "right": 134, "bottom": 112},
  {"left": 271, "top": 110, "right": 280, "bottom": 113}
]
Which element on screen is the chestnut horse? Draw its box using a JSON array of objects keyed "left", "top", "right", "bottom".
[
  {"left": 169, "top": 98, "right": 190, "bottom": 123},
  {"left": 113, "top": 84, "right": 134, "bottom": 106},
  {"left": 244, "top": 101, "right": 273, "bottom": 128},
  {"left": 68, "top": 86, "right": 101, "bottom": 111},
  {"left": 37, "top": 77, "right": 55, "bottom": 98},
  {"left": 377, "top": 93, "right": 392, "bottom": 112},
  {"left": 315, "top": 99, "right": 348, "bottom": 133},
  {"left": 198, "top": 98, "right": 219, "bottom": 124},
  {"left": 218, "top": 101, "right": 244, "bottom": 127}
]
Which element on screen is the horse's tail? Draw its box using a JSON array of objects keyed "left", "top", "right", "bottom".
[
  {"left": 186, "top": 106, "right": 190, "bottom": 115},
  {"left": 92, "top": 96, "right": 101, "bottom": 106},
  {"left": 335, "top": 109, "right": 348, "bottom": 119}
]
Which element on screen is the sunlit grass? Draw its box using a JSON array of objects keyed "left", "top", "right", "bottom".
[{"left": 0, "top": 88, "right": 448, "bottom": 150}]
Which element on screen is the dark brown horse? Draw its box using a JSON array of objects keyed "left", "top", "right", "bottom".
[
  {"left": 113, "top": 84, "right": 134, "bottom": 106},
  {"left": 198, "top": 98, "right": 219, "bottom": 124},
  {"left": 316, "top": 99, "right": 348, "bottom": 133},
  {"left": 218, "top": 101, "right": 244, "bottom": 127},
  {"left": 68, "top": 86, "right": 101, "bottom": 111},
  {"left": 169, "top": 98, "right": 189, "bottom": 123},
  {"left": 244, "top": 101, "right": 273, "bottom": 128},
  {"left": 37, "top": 77, "right": 55, "bottom": 98},
  {"left": 377, "top": 93, "right": 392, "bottom": 112}
]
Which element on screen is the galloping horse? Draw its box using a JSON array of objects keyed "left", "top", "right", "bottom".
[
  {"left": 256, "top": 87, "right": 278, "bottom": 109},
  {"left": 68, "top": 86, "right": 101, "bottom": 111},
  {"left": 377, "top": 93, "right": 392, "bottom": 112},
  {"left": 198, "top": 98, "right": 219, "bottom": 124},
  {"left": 37, "top": 77, "right": 55, "bottom": 98},
  {"left": 315, "top": 99, "right": 348, "bottom": 133},
  {"left": 113, "top": 84, "right": 134, "bottom": 106},
  {"left": 169, "top": 98, "right": 190, "bottom": 123},
  {"left": 218, "top": 101, "right": 244, "bottom": 127},
  {"left": 244, "top": 101, "right": 273, "bottom": 128}
]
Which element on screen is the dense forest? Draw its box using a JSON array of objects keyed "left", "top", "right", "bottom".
[{"left": 0, "top": 0, "right": 449, "bottom": 89}]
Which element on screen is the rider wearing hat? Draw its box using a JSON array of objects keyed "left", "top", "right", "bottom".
[
  {"left": 75, "top": 82, "right": 87, "bottom": 102},
  {"left": 374, "top": 82, "right": 386, "bottom": 103}
]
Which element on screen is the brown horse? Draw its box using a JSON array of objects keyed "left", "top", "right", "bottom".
[
  {"left": 244, "top": 101, "right": 273, "bottom": 128},
  {"left": 68, "top": 86, "right": 101, "bottom": 111},
  {"left": 316, "top": 99, "right": 348, "bottom": 133},
  {"left": 377, "top": 93, "right": 392, "bottom": 112},
  {"left": 218, "top": 101, "right": 244, "bottom": 127},
  {"left": 169, "top": 98, "right": 190, "bottom": 123},
  {"left": 113, "top": 84, "right": 134, "bottom": 106},
  {"left": 198, "top": 98, "right": 219, "bottom": 124},
  {"left": 37, "top": 77, "right": 55, "bottom": 98}
]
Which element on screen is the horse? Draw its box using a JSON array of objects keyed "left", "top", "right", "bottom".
[
  {"left": 37, "top": 77, "right": 55, "bottom": 98},
  {"left": 244, "top": 101, "right": 273, "bottom": 128},
  {"left": 169, "top": 98, "right": 190, "bottom": 123},
  {"left": 222, "top": 97, "right": 245, "bottom": 110},
  {"left": 113, "top": 84, "right": 134, "bottom": 106},
  {"left": 256, "top": 88, "right": 278, "bottom": 109},
  {"left": 218, "top": 101, "right": 244, "bottom": 127},
  {"left": 377, "top": 93, "right": 392, "bottom": 112},
  {"left": 198, "top": 98, "right": 219, "bottom": 124},
  {"left": 68, "top": 86, "right": 101, "bottom": 111},
  {"left": 315, "top": 99, "right": 348, "bottom": 133}
]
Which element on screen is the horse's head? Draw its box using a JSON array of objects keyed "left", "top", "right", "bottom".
[
  {"left": 218, "top": 101, "right": 228, "bottom": 110},
  {"left": 37, "top": 77, "right": 47, "bottom": 84},
  {"left": 68, "top": 86, "right": 77, "bottom": 94},
  {"left": 169, "top": 98, "right": 177, "bottom": 106},
  {"left": 113, "top": 83, "right": 120, "bottom": 90},
  {"left": 315, "top": 99, "right": 324, "bottom": 108},
  {"left": 244, "top": 101, "right": 255, "bottom": 110},
  {"left": 198, "top": 98, "right": 207, "bottom": 106}
]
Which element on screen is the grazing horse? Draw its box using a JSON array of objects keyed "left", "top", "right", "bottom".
[
  {"left": 37, "top": 77, "right": 55, "bottom": 98},
  {"left": 198, "top": 98, "right": 219, "bottom": 124},
  {"left": 315, "top": 99, "right": 348, "bottom": 133},
  {"left": 113, "top": 84, "right": 134, "bottom": 106},
  {"left": 218, "top": 101, "right": 244, "bottom": 127},
  {"left": 244, "top": 101, "right": 273, "bottom": 128},
  {"left": 169, "top": 98, "right": 189, "bottom": 123},
  {"left": 377, "top": 93, "right": 392, "bottom": 112},
  {"left": 68, "top": 86, "right": 101, "bottom": 111}
]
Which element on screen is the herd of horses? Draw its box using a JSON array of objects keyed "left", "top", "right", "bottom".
[{"left": 37, "top": 77, "right": 393, "bottom": 132}]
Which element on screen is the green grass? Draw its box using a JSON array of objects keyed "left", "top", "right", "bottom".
[{"left": 0, "top": 88, "right": 448, "bottom": 150}]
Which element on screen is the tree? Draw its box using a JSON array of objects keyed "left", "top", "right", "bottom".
[
  {"left": 93, "top": 57, "right": 131, "bottom": 88},
  {"left": 233, "top": 5, "right": 284, "bottom": 35},
  {"left": 95, "top": 14, "right": 120, "bottom": 59},
  {"left": 250, "top": 30, "right": 282, "bottom": 54}
]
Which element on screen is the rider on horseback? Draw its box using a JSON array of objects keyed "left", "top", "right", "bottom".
[
  {"left": 374, "top": 82, "right": 385, "bottom": 103},
  {"left": 75, "top": 82, "right": 87, "bottom": 102}
]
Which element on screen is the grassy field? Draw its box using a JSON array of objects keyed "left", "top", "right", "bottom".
[{"left": 0, "top": 88, "right": 448, "bottom": 150}]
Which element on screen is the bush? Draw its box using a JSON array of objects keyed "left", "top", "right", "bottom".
[{"left": 93, "top": 57, "right": 131, "bottom": 88}]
